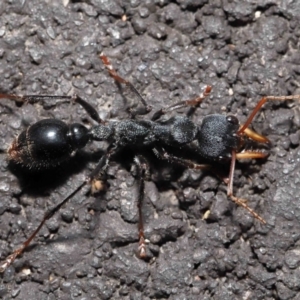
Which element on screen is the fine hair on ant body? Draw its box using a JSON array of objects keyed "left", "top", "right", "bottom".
[{"left": 0, "top": 54, "right": 300, "bottom": 272}]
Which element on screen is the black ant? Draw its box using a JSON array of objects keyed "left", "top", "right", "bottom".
[{"left": 0, "top": 54, "right": 299, "bottom": 273}]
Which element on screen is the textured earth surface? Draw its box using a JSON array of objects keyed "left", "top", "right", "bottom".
[{"left": 0, "top": 1, "right": 300, "bottom": 299}]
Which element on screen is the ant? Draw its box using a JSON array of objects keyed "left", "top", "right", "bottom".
[{"left": 0, "top": 54, "right": 299, "bottom": 273}]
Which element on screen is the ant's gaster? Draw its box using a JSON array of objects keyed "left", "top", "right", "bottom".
[{"left": 0, "top": 54, "right": 300, "bottom": 272}]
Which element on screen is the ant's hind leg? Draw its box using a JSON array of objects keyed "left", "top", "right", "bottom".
[
  {"left": 0, "top": 180, "right": 87, "bottom": 273},
  {"left": 151, "top": 85, "right": 212, "bottom": 121},
  {"left": 0, "top": 93, "right": 103, "bottom": 124},
  {"left": 0, "top": 145, "right": 117, "bottom": 272},
  {"left": 100, "top": 54, "right": 152, "bottom": 117}
]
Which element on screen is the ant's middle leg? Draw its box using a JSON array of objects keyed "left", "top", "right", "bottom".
[
  {"left": 100, "top": 54, "right": 152, "bottom": 117},
  {"left": 133, "top": 155, "right": 151, "bottom": 258},
  {"left": 0, "top": 93, "right": 103, "bottom": 124},
  {"left": 0, "top": 144, "right": 117, "bottom": 273},
  {"left": 151, "top": 85, "right": 212, "bottom": 121}
]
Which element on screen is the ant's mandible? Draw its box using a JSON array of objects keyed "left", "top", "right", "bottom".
[{"left": 0, "top": 54, "right": 299, "bottom": 272}]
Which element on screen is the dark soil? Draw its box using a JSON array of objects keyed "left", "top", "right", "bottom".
[{"left": 0, "top": 1, "right": 300, "bottom": 299}]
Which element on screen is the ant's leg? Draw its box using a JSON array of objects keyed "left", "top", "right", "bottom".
[
  {"left": 238, "top": 94, "right": 300, "bottom": 135},
  {"left": 151, "top": 85, "right": 212, "bottom": 121},
  {"left": 100, "top": 54, "right": 152, "bottom": 117},
  {"left": 133, "top": 155, "right": 150, "bottom": 258},
  {"left": 0, "top": 145, "right": 117, "bottom": 272},
  {"left": 153, "top": 147, "right": 266, "bottom": 223},
  {"left": 71, "top": 94, "right": 103, "bottom": 124},
  {"left": 227, "top": 151, "right": 266, "bottom": 224},
  {"left": 0, "top": 181, "right": 86, "bottom": 273},
  {"left": 153, "top": 147, "right": 211, "bottom": 171},
  {"left": 100, "top": 54, "right": 211, "bottom": 119},
  {"left": 0, "top": 94, "right": 103, "bottom": 124},
  {"left": 153, "top": 146, "right": 230, "bottom": 181}
]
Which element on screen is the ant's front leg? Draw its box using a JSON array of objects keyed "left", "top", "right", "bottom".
[
  {"left": 0, "top": 145, "right": 117, "bottom": 272},
  {"left": 100, "top": 54, "right": 152, "bottom": 118},
  {"left": 238, "top": 94, "right": 300, "bottom": 135},
  {"left": 151, "top": 85, "right": 212, "bottom": 121},
  {"left": 153, "top": 147, "right": 211, "bottom": 171},
  {"left": 0, "top": 94, "right": 103, "bottom": 124},
  {"left": 154, "top": 146, "right": 234, "bottom": 181},
  {"left": 153, "top": 147, "right": 266, "bottom": 223},
  {"left": 227, "top": 150, "right": 266, "bottom": 224},
  {"left": 153, "top": 146, "right": 231, "bottom": 184}
]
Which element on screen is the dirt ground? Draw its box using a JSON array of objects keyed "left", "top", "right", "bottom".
[{"left": 0, "top": 1, "right": 300, "bottom": 299}]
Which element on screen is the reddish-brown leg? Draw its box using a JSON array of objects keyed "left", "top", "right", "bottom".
[
  {"left": 238, "top": 94, "right": 300, "bottom": 135},
  {"left": 153, "top": 147, "right": 212, "bottom": 171},
  {"left": 227, "top": 151, "right": 266, "bottom": 224},
  {"left": 0, "top": 145, "right": 117, "bottom": 272},
  {"left": 153, "top": 147, "right": 266, "bottom": 222},
  {"left": 100, "top": 54, "right": 152, "bottom": 116},
  {"left": 133, "top": 155, "right": 151, "bottom": 258},
  {"left": 100, "top": 54, "right": 212, "bottom": 121},
  {"left": 151, "top": 85, "right": 212, "bottom": 121}
]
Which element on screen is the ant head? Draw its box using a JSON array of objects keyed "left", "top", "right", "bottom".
[{"left": 196, "top": 114, "right": 240, "bottom": 161}]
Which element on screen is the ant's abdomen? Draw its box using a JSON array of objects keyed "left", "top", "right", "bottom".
[{"left": 8, "top": 119, "right": 89, "bottom": 168}]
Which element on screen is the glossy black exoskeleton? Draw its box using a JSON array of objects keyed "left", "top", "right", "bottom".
[{"left": 9, "top": 119, "right": 89, "bottom": 168}]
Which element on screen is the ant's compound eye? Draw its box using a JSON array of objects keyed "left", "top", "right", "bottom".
[{"left": 226, "top": 115, "right": 239, "bottom": 125}]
